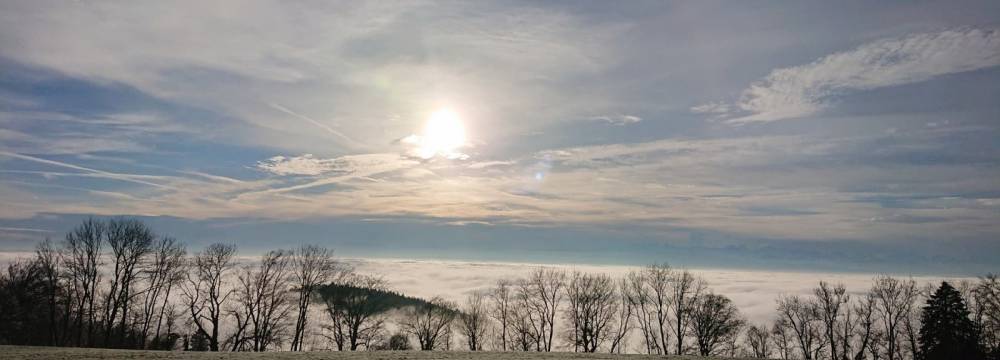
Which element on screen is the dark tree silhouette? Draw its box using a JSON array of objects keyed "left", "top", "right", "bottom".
[
  {"left": 919, "top": 282, "right": 984, "bottom": 360},
  {"left": 488, "top": 279, "right": 514, "bottom": 351},
  {"left": 63, "top": 218, "right": 104, "bottom": 346},
  {"left": 608, "top": 277, "right": 633, "bottom": 354},
  {"left": 814, "top": 281, "right": 850, "bottom": 360},
  {"left": 974, "top": 274, "right": 1000, "bottom": 360},
  {"left": 744, "top": 323, "right": 771, "bottom": 358},
  {"left": 457, "top": 292, "right": 489, "bottom": 351},
  {"left": 319, "top": 275, "right": 390, "bottom": 351},
  {"left": 690, "top": 293, "right": 745, "bottom": 356},
  {"left": 230, "top": 250, "right": 292, "bottom": 352},
  {"left": 0, "top": 260, "right": 49, "bottom": 345},
  {"left": 670, "top": 269, "right": 704, "bottom": 355},
  {"left": 101, "top": 218, "right": 155, "bottom": 347},
  {"left": 776, "top": 295, "right": 822, "bottom": 360},
  {"left": 139, "top": 236, "right": 186, "bottom": 349},
  {"left": 400, "top": 296, "right": 457, "bottom": 350},
  {"left": 872, "top": 275, "right": 919, "bottom": 360},
  {"left": 520, "top": 268, "right": 565, "bottom": 352},
  {"left": 564, "top": 272, "right": 616, "bottom": 353},
  {"left": 289, "top": 245, "right": 343, "bottom": 351},
  {"left": 182, "top": 243, "right": 237, "bottom": 351}
]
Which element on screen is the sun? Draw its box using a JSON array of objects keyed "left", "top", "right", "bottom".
[{"left": 415, "top": 108, "right": 466, "bottom": 159}]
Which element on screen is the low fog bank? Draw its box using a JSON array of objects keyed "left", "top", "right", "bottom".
[
  {"left": 0, "top": 251, "right": 972, "bottom": 326},
  {"left": 347, "top": 257, "right": 972, "bottom": 325}
]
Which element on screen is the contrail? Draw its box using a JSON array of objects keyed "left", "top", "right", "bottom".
[
  {"left": 268, "top": 103, "right": 366, "bottom": 150},
  {"left": 0, "top": 151, "right": 174, "bottom": 190}
]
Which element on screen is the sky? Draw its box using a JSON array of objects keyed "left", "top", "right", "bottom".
[{"left": 1, "top": 1, "right": 999, "bottom": 275}]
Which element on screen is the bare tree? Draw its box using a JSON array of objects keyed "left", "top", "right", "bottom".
[
  {"left": 670, "top": 268, "right": 704, "bottom": 355},
  {"left": 35, "top": 238, "right": 63, "bottom": 345},
  {"left": 870, "top": 275, "right": 918, "bottom": 360},
  {"left": 289, "top": 245, "right": 342, "bottom": 351},
  {"left": 100, "top": 218, "right": 154, "bottom": 345},
  {"left": 777, "top": 294, "right": 823, "bottom": 359},
  {"left": 974, "top": 274, "right": 1000, "bottom": 358},
  {"left": 231, "top": 250, "right": 292, "bottom": 352},
  {"left": 63, "top": 218, "right": 104, "bottom": 346},
  {"left": 516, "top": 268, "right": 565, "bottom": 352},
  {"left": 609, "top": 277, "right": 633, "bottom": 354},
  {"left": 564, "top": 272, "right": 617, "bottom": 353},
  {"left": 457, "top": 292, "right": 489, "bottom": 351},
  {"left": 139, "top": 236, "right": 185, "bottom": 348},
  {"left": 320, "top": 274, "right": 388, "bottom": 351},
  {"left": 745, "top": 323, "right": 772, "bottom": 358},
  {"left": 401, "top": 296, "right": 457, "bottom": 350},
  {"left": 853, "top": 291, "right": 878, "bottom": 360},
  {"left": 901, "top": 286, "right": 925, "bottom": 360},
  {"left": 488, "top": 279, "right": 514, "bottom": 351},
  {"left": 690, "top": 293, "right": 745, "bottom": 356},
  {"left": 625, "top": 269, "right": 662, "bottom": 354},
  {"left": 814, "top": 281, "right": 851, "bottom": 360},
  {"left": 510, "top": 294, "right": 539, "bottom": 351},
  {"left": 772, "top": 318, "right": 794, "bottom": 360},
  {"left": 182, "top": 243, "right": 237, "bottom": 351}
]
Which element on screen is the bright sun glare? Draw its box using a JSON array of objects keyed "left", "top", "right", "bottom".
[{"left": 416, "top": 109, "right": 466, "bottom": 159}]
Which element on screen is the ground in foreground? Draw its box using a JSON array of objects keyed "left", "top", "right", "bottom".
[{"left": 0, "top": 346, "right": 741, "bottom": 360}]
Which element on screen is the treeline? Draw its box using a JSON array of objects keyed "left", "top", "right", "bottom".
[
  {"left": 0, "top": 218, "right": 346, "bottom": 351},
  {"left": 0, "top": 218, "right": 998, "bottom": 360}
]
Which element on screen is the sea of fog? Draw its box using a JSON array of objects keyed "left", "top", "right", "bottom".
[
  {"left": 346, "top": 257, "right": 972, "bottom": 325},
  {"left": 0, "top": 252, "right": 973, "bottom": 326}
]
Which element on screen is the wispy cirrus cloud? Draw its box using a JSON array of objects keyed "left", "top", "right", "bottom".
[
  {"left": 256, "top": 154, "right": 350, "bottom": 176},
  {"left": 0, "top": 2, "right": 630, "bottom": 154},
  {"left": 2, "top": 2, "right": 999, "bottom": 274},
  {"left": 696, "top": 28, "right": 1000, "bottom": 123},
  {"left": 590, "top": 114, "right": 642, "bottom": 126},
  {"left": 0, "top": 110, "right": 191, "bottom": 155},
  {"left": 689, "top": 102, "right": 730, "bottom": 115}
]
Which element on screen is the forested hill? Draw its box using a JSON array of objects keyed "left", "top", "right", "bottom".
[{"left": 316, "top": 282, "right": 457, "bottom": 314}]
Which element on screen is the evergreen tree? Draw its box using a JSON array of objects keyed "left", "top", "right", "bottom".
[{"left": 919, "top": 281, "right": 983, "bottom": 360}]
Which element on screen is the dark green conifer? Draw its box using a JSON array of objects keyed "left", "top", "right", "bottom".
[{"left": 919, "top": 281, "right": 983, "bottom": 360}]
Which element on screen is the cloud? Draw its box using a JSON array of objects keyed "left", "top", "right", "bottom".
[
  {"left": 697, "top": 28, "right": 1000, "bottom": 123},
  {"left": 241, "top": 153, "right": 419, "bottom": 198},
  {"left": 0, "top": 227, "right": 53, "bottom": 233},
  {"left": 1, "top": 3, "right": 998, "bottom": 254},
  {"left": 397, "top": 134, "right": 470, "bottom": 161},
  {"left": 690, "top": 102, "right": 730, "bottom": 114},
  {"left": 348, "top": 258, "right": 971, "bottom": 327},
  {"left": 0, "top": 110, "right": 191, "bottom": 155},
  {"left": 590, "top": 114, "right": 642, "bottom": 126},
  {"left": 256, "top": 154, "right": 349, "bottom": 176},
  {"left": 0, "top": 253, "right": 972, "bottom": 328},
  {"left": 464, "top": 160, "right": 515, "bottom": 169},
  {"left": 7, "top": 123, "right": 999, "bottom": 244},
  {"left": 0, "top": 151, "right": 175, "bottom": 189},
  {"left": 0, "top": 2, "right": 629, "bottom": 154},
  {"left": 267, "top": 103, "right": 366, "bottom": 151}
]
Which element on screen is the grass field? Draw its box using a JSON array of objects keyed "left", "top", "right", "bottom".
[{"left": 0, "top": 346, "right": 740, "bottom": 360}]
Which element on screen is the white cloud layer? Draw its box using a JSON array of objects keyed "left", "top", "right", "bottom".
[
  {"left": 349, "top": 258, "right": 971, "bottom": 326},
  {"left": 701, "top": 28, "right": 1000, "bottom": 123}
]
